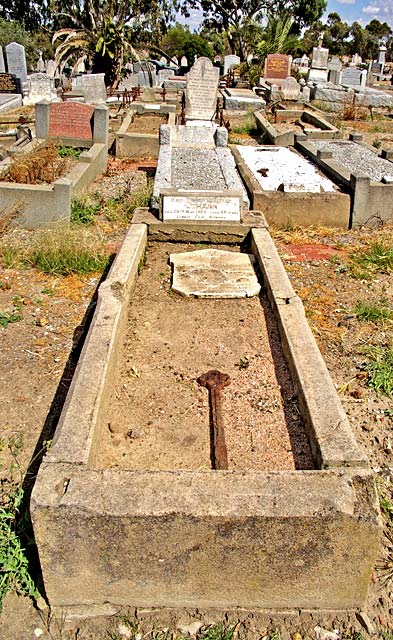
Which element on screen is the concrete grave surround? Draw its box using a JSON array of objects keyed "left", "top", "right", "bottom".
[
  {"left": 0, "top": 46, "right": 5, "bottom": 74},
  {"left": 82, "top": 73, "right": 107, "bottom": 104},
  {"left": 30, "top": 221, "right": 381, "bottom": 618},
  {"left": 296, "top": 137, "right": 393, "bottom": 227},
  {"left": 170, "top": 248, "right": 261, "bottom": 298},
  {"left": 254, "top": 108, "right": 340, "bottom": 146},
  {"left": 5, "top": 42, "right": 27, "bottom": 83},
  {"left": 0, "top": 103, "right": 108, "bottom": 228},
  {"left": 185, "top": 57, "right": 219, "bottom": 121},
  {"left": 232, "top": 144, "right": 350, "bottom": 227},
  {"left": 223, "top": 54, "right": 241, "bottom": 75},
  {"left": 152, "top": 124, "right": 249, "bottom": 215},
  {"left": 264, "top": 54, "right": 291, "bottom": 83},
  {"left": 222, "top": 87, "right": 265, "bottom": 111}
]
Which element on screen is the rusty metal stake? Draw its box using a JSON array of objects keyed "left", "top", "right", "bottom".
[{"left": 198, "top": 370, "right": 231, "bottom": 470}]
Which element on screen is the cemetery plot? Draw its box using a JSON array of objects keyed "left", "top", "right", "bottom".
[
  {"left": 296, "top": 138, "right": 393, "bottom": 226},
  {"left": 31, "top": 223, "right": 379, "bottom": 615},
  {"left": 255, "top": 108, "right": 339, "bottom": 146},
  {"left": 0, "top": 143, "right": 79, "bottom": 184},
  {"left": 232, "top": 145, "right": 350, "bottom": 227},
  {"left": 127, "top": 113, "right": 168, "bottom": 134},
  {"left": 96, "top": 242, "right": 313, "bottom": 472}
]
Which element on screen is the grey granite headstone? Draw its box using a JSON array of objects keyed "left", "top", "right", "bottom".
[
  {"left": 185, "top": 57, "right": 219, "bottom": 121},
  {"left": 328, "top": 58, "right": 342, "bottom": 85},
  {"left": 341, "top": 67, "right": 362, "bottom": 86},
  {"left": 82, "top": 73, "right": 107, "bottom": 104},
  {"left": 6, "top": 42, "right": 27, "bottom": 82},
  {"left": 0, "top": 47, "right": 4, "bottom": 74},
  {"left": 224, "top": 54, "right": 240, "bottom": 75}
]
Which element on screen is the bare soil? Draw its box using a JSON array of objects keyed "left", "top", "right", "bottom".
[
  {"left": 340, "top": 114, "right": 393, "bottom": 148},
  {"left": 127, "top": 113, "right": 167, "bottom": 134},
  {"left": 98, "top": 242, "right": 313, "bottom": 472}
]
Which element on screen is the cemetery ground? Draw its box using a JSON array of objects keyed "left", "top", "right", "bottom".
[{"left": 0, "top": 108, "right": 392, "bottom": 638}]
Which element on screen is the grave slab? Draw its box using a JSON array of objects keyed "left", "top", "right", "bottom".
[{"left": 170, "top": 248, "right": 260, "bottom": 298}]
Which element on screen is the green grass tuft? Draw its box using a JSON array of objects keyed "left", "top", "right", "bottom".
[
  {"left": 57, "top": 145, "right": 83, "bottom": 160},
  {"left": 349, "top": 242, "right": 393, "bottom": 279},
  {"left": 365, "top": 347, "right": 393, "bottom": 396},
  {"left": 354, "top": 301, "right": 393, "bottom": 323},
  {"left": 0, "top": 436, "right": 39, "bottom": 611},
  {"left": 71, "top": 194, "right": 101, "bottom": 225}
]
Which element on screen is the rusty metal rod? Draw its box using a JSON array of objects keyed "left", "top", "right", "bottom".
[{"left": 198, "top": 370, "right": 231, "bottom": 470}]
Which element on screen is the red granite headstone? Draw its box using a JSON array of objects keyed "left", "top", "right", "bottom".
[
  {"left": 48, "top": 102, "right": 94, "bottom": 141},
  {"left": 264, "top": 54, "right": 291, "bottom": 80}
]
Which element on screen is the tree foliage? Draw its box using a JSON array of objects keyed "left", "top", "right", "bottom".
[{"left": 51, "top": 0, "right": 178, "bottom": 86}]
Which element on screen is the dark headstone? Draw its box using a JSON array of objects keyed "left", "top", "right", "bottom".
[{"left": 0, "top": 72, "right": 22, "bottom": 94}]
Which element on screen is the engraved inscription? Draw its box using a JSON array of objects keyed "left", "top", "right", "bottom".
[
  {"left": 264, "top": 54, "right": 291, "bottom": 79},
  {"left": 48, "top": 102, "right": 95, "bottom": 140},
  {"left": 162, "top": 195, "right": 241, "bottom": 221},
  {"left": 0, "top": 73, "right": 21, "bottom": 94}
]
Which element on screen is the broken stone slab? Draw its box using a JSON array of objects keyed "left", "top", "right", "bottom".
[{"left": 169, "top": 248, "right": 261, "bottom": 298}]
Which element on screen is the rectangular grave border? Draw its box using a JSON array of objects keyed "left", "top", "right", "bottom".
[
  {"left": 115, "top": 108, "right": 176, "bottom": 159},
  {"left": 295, "top": 134, "right": 393, "bottom": 227},
  {"left": 230, "top": 144, "right": 351, "bottom": 228},
  {"left": 31, "top": 217, "right": 381, "bottom": 620},
  {"left": 0, "top": 139, "right": 107, "bottom": 229},
  {"left": 254, "top": 109, "right": 340, "bottom": 147}
]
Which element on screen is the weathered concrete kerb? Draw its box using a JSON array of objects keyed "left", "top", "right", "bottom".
[{"left": 31, "top": 221, "right": 381, "bottom": 619}]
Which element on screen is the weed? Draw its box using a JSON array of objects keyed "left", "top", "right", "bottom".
[
  {"left": 267, "top": 630, "right": 281, "bottom": 640},
  {"left": 236, "top": 356, "right": 250, "bottom": 369},
  {"left": 57, "top": 146, "right": 82, "bottom": 160},
  {"left": 354, "top": 301, "right": 393, "bottom": 323},
  {"left": 103, "top": 182, "right": 153, "bottom": 224},
  {"left": 0, "top": 311, "right": 22, "bottom": 328},
  {"left": 0, "top": 436, "right": 39, "bottom": 610},
  {"left": 372, "top": 138, "right": 382, "bottom": 149},
  {"left": 382, "top": 630, "right": 393, "bottom": 640},
  {"left": 71, "top": 194, "right": 101, "bottom": 225},
  {"left": 0, "top": 203, "right": 22, "bottom": 234},
  {"left": 198, "top": 624, "right": 235, "bottom": 640},
  {"left": 349, "top": 242, "right": 393, "bottom": 279},
  {"left": 365, "top": 347, "right": 393, "bottom": 396},
  {"left": 30, "top": 229, "right": 110, "bottom": 276}
]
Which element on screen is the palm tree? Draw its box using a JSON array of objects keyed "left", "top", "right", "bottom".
[
  {"left": 255, "top": 14, "right": 299, "bottom": 60},
  {"left": 52, "top": 0, "right": 175, "bottom": 87}
]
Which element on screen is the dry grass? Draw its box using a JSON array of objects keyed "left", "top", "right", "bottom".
[
  {"left": 3, "top": 142, "right": 73, "bottom": 185},
  {"left": 0, "top": 203, "right": 22, "bottom": 235}
]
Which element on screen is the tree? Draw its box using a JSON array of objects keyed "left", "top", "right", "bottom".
[
  {"left": 0, "top": 0, "right": 50, "bottom": 31},
  {"left": 160, "top": 23, "right": 213, "bottom": 62},
  {"left": 323, "top": 12, "right": 350, "bottom": 55},
  {"left": 51, "top": 0, "right": 177, "bottom": 86},
  {"left": 0, "top": 17, "right": 53, "bottom": 68},
  {"left": 254, "top": 14, "right": 299, "bottom": 59},
  {"left": 181, "top": 0, "right": 326, "bottom": 60}
]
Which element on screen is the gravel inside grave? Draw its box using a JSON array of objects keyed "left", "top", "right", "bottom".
[
  {"left": 96, "top": 242, "right": 314, "bottom": 472},
  {"left": 309, "top": 139, "right": 393, "bottom": 181},
  {"left": 171, "top": 148, "right": 227, "bottom": 190}
]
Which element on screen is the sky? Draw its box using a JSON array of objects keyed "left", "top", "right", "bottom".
[
  {"left": 179, "top": 0, "right": 393, "bottom": 32},
  {"left": 325, "top": 0, "right": 393, "bottom": 28}
]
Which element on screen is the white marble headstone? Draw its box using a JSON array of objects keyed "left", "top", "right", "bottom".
[
  {"left": 82, "top": 73, "right": 107, "bottom": 104},
  {"left": 185, "top": 57, "right": 219, "bottom": 121},
  {"left": 224, "top": 55, "right": 240, "bottom": 75}
]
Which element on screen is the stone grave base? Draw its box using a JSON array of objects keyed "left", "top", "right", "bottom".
[
  {"left": 31, "top": 221, "right": 380, "bottom": 619},
  {"left": 254, "top": 108, "right": 339, "bottom": 146},
  {"left": 0, "top": 93, "right": 22, "bottom": 112},
  {"left": 115, "top": 109, "right": 176, "bottom": 159},
  {"left": 222, "top": 87, "right": 266, "bottom": 111},
  {"left": 296, "top": 136, "right": 393, "bottom": 227}
]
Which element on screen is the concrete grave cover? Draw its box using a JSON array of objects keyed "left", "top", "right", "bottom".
[{"left": 170, "top": 248, "right": 261, "bottom": 298}]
